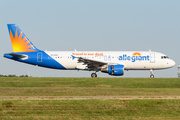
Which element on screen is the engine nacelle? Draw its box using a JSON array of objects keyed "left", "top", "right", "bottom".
[{"left": 101, "top": 65, "right": 124, "bottom": 76}]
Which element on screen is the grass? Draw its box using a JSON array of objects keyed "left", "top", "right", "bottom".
[
  {"left": 0, "top": 77, "right": 180, "bottom": 119},
  {"left": 0, "top": 77, "right": 180, "bottom": 88},
  {"left": 0, "top": 77, "right": 180, "bottom": 96},
  {"left": 0, "top": 99, "right": 180, "bottom": 120}
]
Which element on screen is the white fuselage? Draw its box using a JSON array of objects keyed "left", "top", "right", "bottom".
[{"left": 45, "top": 51, "right": 175, "bottom": 70}]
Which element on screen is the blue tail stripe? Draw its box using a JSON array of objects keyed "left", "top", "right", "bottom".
[
  {"left": 4, "top": 52, "right": 66, "bottom": 69},
  {"left": 25, "top": 38, "right": 29, "bottom": 42},
  {"left": 7, "top": 24, "right": 19, "bottom": 38},
  {"left": 27, "top": 42, "right": 33, "bottom": 45},
  {"left": 21, "top": 33, "right": 26, "bottom": 40},
  {"left": 28, "top": 46, "right": 38, "bottom": 50}
]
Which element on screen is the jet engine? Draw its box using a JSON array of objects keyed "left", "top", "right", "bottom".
[{"left": 101, "top": 65, "right": 124, "bottom": 76}]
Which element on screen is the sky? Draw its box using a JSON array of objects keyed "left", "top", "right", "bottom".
[{"left": 0, "top": 0, "right": 179, "bottom": 77}]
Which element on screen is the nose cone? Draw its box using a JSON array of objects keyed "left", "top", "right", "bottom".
[{"left": 170, "top": 59, "right": 176, "bottom": 67}]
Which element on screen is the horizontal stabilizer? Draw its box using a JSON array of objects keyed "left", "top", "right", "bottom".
[{"left": 4, "top": 53, "right": 28, "bottom": 59}]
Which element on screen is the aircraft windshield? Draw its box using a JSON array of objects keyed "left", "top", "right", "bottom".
[{"left": 161, "top": 56, "right": 169, "bottom": 59}]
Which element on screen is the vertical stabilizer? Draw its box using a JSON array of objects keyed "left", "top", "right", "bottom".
[{"left": 7, "top": 24, "right": 40, "bottom": 52}]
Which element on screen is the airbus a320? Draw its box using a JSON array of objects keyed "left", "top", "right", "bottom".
[{"left": 4, "top": 24, "right": 175, "bottom": 78}]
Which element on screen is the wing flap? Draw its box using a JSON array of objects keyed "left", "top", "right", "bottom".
[
  {"left": 77, "top": 57, "right": 107, "bottom": 71},
  {"left": 78, "top": 57, "right": 107, "bottom": 66}
]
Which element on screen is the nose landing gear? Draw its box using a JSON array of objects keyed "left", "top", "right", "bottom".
[{"left": 150, "top": 69, "right": 154, "bottom": 78}]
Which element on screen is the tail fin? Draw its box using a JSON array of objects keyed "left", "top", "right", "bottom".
[{"left": 7, "top": 24, "right": 40, "bottom": 52}]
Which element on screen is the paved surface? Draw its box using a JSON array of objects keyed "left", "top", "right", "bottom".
[{"left": 0, "top": 96, "right": 180, "bottom": 99}]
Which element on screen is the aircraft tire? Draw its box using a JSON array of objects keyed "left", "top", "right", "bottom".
[
  {"left": 91, "top": 73, "right": 97, "bottom": 78},
  {"left": 150, "top": 75, "right": 154, "bottom": 78}
]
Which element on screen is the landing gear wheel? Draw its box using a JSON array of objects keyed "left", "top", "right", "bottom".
[
  {"left": 91, "top": 73, "right": 97, "bottom": 78},
  {"left": 150, "top": 69, "right": 154, "bottom": 78},
  {"left": 150, "top": 74, "right": 154, "bottom": 78}
]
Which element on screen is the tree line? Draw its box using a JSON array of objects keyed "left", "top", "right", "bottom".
[{"left": 0, "top": 74, "right": 29, "bottom": 77}]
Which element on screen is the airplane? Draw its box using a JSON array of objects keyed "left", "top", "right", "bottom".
[{"left": 4, "top": 24, "right": 175, "bottom": 78}]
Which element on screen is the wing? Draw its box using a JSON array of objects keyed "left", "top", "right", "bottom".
[{"left": 77, "top": 57, "right": 107, "bottom": 71}]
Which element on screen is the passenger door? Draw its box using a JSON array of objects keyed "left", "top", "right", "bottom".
[
  {"left": 150, "top": 53, "right": 155, "bottom": 63},
  {"left": 37, "top": 52, "right": 43, "bottom": 62}
]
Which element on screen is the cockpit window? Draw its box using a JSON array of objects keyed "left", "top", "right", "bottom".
[{"left": 161, "top": 56, "right": 169, "bottom": 59}]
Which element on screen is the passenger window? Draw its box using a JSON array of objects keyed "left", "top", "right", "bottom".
[{"left": 108, "top": 55, "right": 111, "bottom": 61}]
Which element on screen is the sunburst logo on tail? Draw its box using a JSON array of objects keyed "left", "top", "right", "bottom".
[
  {"left": 7, "top": 24, "right": 39, "bottom": 53},
  {"left": 9, "top": 29, "right": 37, "bottom": 52}
]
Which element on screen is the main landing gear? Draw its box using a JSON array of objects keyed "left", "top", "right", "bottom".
[
  {"left": 150, "top": 69, "right": 154, "bottom": 78},
  {"left": 91, "top": 72, "right": 97, "bottom": 78}
]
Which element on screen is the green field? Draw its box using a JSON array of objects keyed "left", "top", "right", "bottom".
[
  {"left": 0, "top": 77, "right": 180, "bottom": 120},
  {"left": 1, "top": 99, "right": 180, "bottom": 120},
  {"left": 0, "top": 77, "right": 180, "bottom": 96}
]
